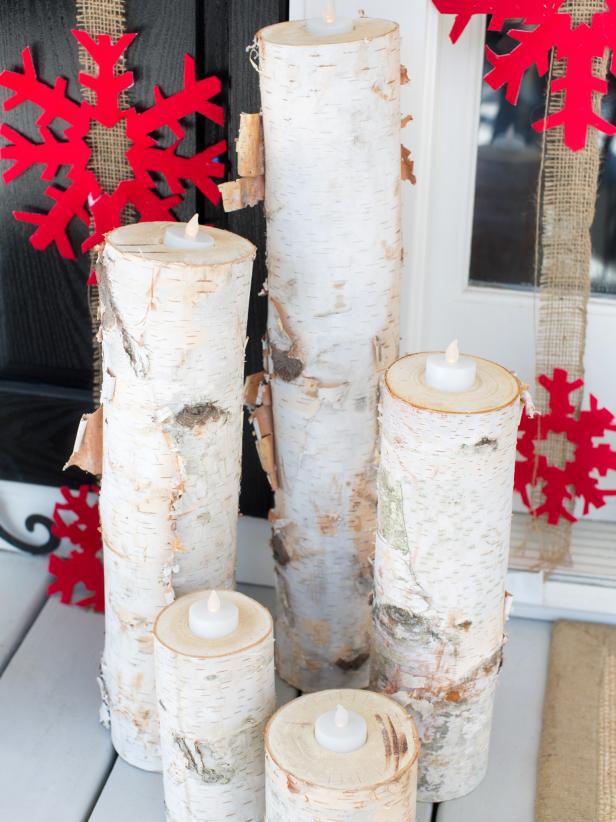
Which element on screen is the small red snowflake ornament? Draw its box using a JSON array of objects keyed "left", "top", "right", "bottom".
[
  {"left": 48, "top": 485, "right": 104, "bottom": 612},
  {"left": 0, "top": 31, "right": 225, "bottom": 261},
  {"left": 515, "top": 368, "right": 616, "bottom": 524},
  {"left": 432, "top": 0, "right": 616, "bottom": 151}
]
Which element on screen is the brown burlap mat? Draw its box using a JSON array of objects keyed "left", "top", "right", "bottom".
[{"left": 536, "top": 620, "right": 616, "bottom": 822}]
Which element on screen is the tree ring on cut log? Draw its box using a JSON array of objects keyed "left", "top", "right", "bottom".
[
  {"left": 258, "top": 17, "right": 397, "bottom": 47},
  {"left": 154, "top": 590, "right": 273, "bottom": 658},
  {"left": 265, "top": 688, "right": 419, "bottom": 821},
  {"left": 386, "top": 352, "right": 521, "bottom": 415}
]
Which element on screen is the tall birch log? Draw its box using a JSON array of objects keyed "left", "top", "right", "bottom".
[
  {"left": 258, "top": 18, "right": 402, "bottom": 692},
  {"left": 154, "top": 590, "right": 275, "bottom": 821},
  {"left": 98, "top": 222, "right": 255, "bottom": 770},
  {"left": 265, "top": 688, "right": 419, "bottom": 821},
  {"left": 371, "top": 353, "right": 523, "bottom": 801}
]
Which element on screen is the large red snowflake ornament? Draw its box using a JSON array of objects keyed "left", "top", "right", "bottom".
[
  {"left": 0, "top": 31, "right": 225, "bottom": 260},
  {"left": 48, "top": 485, "right": 104, "bottom": 612},
  {"left": 515, "top": 369, "right": 616, "bottom": 524},
  {"left": 432, "top": 0, "right": 616, "bottom": 151}
]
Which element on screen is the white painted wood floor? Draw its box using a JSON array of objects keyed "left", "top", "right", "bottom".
[{"left": 0, "top": 551, "right": 551, "bottom": 821}]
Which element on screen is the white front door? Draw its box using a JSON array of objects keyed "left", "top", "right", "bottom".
[{"left": 290, "top": 0, "right": 616, "bottom": 617}]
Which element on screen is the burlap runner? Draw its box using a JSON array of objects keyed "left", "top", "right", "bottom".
[
  {"left": 529, "top": 0, "right": 608, "bottom": 569},
  {"left": 76, "top": 0, "right": 130, "bottom": 402},
  {"left": 536, "top": 620, "right": 616, "bottom": 822}
]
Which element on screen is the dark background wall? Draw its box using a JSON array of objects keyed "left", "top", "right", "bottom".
[{"left": 0, "top": 0, "right": 287, "bottom": 517}]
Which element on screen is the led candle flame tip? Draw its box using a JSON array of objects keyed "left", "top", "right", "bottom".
[
  {"left": 207, "top": 590, "right": 221, "bottom": 613},
  {"left": 445, "top": 339, "right": 459, "bottom": 365},
  {"left": 334, "top": 704, "right": 348, "bottom": 728},
  {"left": 324, "top": 0, "right": 336, "bottom": 23},
  {"left": 185, "top": 213, "right": 200, "bottom": 238}
]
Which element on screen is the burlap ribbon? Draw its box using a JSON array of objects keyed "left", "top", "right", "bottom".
[
  {"left": 76, "top": 0, "right": 130, "bottom": 402},
  {"left": 536, "top": 621, "right": 616, "bottom": 822},
  {"left": 530, "top": 0, "right": 608, "bottom": 569}
]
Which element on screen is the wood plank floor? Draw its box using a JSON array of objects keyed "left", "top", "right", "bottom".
[{"left": 0, "top": 550, "right": 552, "bottom": 821}]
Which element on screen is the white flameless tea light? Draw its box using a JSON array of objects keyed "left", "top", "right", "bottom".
[
  {"left": 425, "top": 339, "right": 477, "bottom": 392},
  {"left": 163, "top": 213, "right": 215, "bottom": 250},
  {"left": 188, "top": 590, "right": 239, "bottom": 639},
  {"left": 305, "top": 0, "right": 353, "bottom": 35},
  {"left": 314, "top": 703, "right": 367, "bottom": 752}
]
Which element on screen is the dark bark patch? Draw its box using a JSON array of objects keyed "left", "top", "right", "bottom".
[
  {"left": 456, "top": 620, "right": 472, "bottom": 631},
  {"left": 335, "top": 651, "right": 369, "bottom": 671},
  {"left": 270, "top": 343, "right": 303, "bottom": 382},
  {"left": 271, "top": 532, "right": 290, "bottom": 565},
  {"left": 176, "top": 402, "right": 227, "bottom": 427},
  {"left": 174, "top": 735, "right": 234, "bottom": 784},
  {"left": 475, "top": 436, "right": 497, "bottom": 449},
  {"left": 375, "top": 714, "right": 392, "bottom": 762}
]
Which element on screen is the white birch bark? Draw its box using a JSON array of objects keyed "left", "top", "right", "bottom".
[
  {"left": 265, "top": 688, "right": 418, "bottom": 821},
  {"left": 154, "top": 590, "right": 276, "bottom": 821},
  {"left": 258, "top": 18, "right": 402, "bottom": 692},
  {"left": 371, "top": 353, "right": 523, "bottom": 801},
  {"left": 98, "top": 222, "right": 255, "bottom": 770}
]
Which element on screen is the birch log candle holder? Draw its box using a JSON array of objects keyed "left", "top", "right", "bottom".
[
  {"left": 257, "top": 16, "right": 402, "bottom": 692},
  {"left": 265, "top": 688, "right": 419, "bottom": 821},
  {"left": 98, "top": 221, "right": 256, "bottom": 770},
  {"left": 154, "top": 590, "right": 275, "bottom": 821},
  {"left": 371, "top": 351, "right": 524, "bottom": 801}
]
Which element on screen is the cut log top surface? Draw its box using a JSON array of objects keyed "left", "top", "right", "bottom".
[
  {"left": 265, "top": 689, "right": 419, "bottom": 790},
  {"left": 258, "top": 17, "right": 397, "bottom": 47},
  {"left": 104, "top": 222, "right": 256, "bottom": 268},
  {"left": 154, "top": 591, "right": 272, "bottom": 658},
  {"left": 386, "top": 352, "right": 521, "bottom": 415}
]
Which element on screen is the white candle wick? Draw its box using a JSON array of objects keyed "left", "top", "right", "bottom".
[
  {"left": 207, "top": 589, "right": 221, "bottom": 613},
  {"left": 334, "top": 704, "right": 348, "bottom": 729},
  {"left": 185, "top": 213, "right": 200, "bottom": 238},
  {"left": 445, "top": 339, "right": 459, "bottom": 365}
]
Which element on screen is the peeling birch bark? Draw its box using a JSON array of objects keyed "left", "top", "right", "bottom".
[
  {"left": 237, "top": 112, "right": 264, "bottom": 177},
  {"left": 154, "top": 591, "right": 276, "bottom": 821},
  {"left": 98, "top": 222, "right": 255, "bottom": 770},
  {"left": 258, "top": 18, "right": 402, "bottom": 692},
  {"left": 371, "top": 353, "right": 523, "bottom": 801},
  {"left": 265, "top": 689, "right": 419, "bottom": 821},
  {"left": 219, "top": 176, "right": 265, "bottom": 212},
  {"left": 64, "top": 406, "right": 103, "bottom": 474}
]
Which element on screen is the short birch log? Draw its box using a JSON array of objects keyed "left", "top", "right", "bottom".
[
  {"left": 371, "top": 353, "right": 523, "bottom": 801},
  {"left": 98, "top": 222, "right": 255, "bottom": 770},
  {"left": 154, "top": 591, "right": 275, "bottom": 822},
  {"left": 265, "top": 688, "right": 419, "bottom": 821},
  {"left": 258, "top": 18, "right": 402, "bottom": 692}
]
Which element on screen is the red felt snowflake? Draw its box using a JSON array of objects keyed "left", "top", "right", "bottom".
[
  {"left": 48, "top": 485, "right": 104, "bottom": 612},
  {"left": 432, "top": 0, "right": 616, "bottom": 151},
  {"left": 515, "top": 369, "right": 616, "bottom": 524},
  {"left": 0, "top": 31, "right": 225, "bottom": 261}
]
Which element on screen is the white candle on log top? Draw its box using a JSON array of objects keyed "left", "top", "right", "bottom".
[
  {"left": 257, "top": 14, "right": 401, "bottom": 694},
  {"left": 163, "top": 214, "right": 215, "bottom": 250},
  {"left": 188, "top": 590, "right": 239, "bottom": 639},
  {"left": 314, "top": 703, "right": 367, "bottom": 753},
  {"left": 425, "top": 339, "right": 477, "bottom": 392},
  {"left": 154, "top": 590, "right": 276, "bottom": 821},
  {"left": 265, "top": 689, "right": 419, "bottom": 821},
  {"left": 98, "top": 221, "right": 255, "bottom": 771},
  {"left": 371, "top": 352, "right": 524, "bottom": 802}
]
